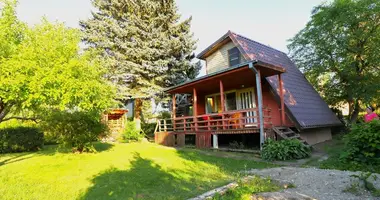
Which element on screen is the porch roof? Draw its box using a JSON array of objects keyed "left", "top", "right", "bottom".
[{"left": 165, "top": 61, "right": 284, "bottom": 94}]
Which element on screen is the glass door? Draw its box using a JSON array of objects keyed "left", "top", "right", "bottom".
[{"left": 236, "top": 88, "right": 257, "bottom": 124}]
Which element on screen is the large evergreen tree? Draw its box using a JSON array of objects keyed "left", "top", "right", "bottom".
[{"left": 80, "top": 0, "right": 201, "bottom": 100}]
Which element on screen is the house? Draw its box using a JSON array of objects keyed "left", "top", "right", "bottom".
[{"left": 154, "top": 31, "right": 341, "bottom": 149}]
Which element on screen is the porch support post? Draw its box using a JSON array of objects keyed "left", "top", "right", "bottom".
[
  {"left": 219, "top": 80, "right": 225, "bottom": 129},
  {"left": 249, "top": 62, "right": 265, "bottom": 150},
  {"left": 219, "top": 80, "right": 225, "bottom": 112},
  {"left": 213, "top": 134, "right": 218, "bottom": 149},
  {"left": 193, "top": 88, "right": 198, "bottom": 131},
  {"left": 278, "top": 74, "right": 285, "bottom": 126},
  {"left": 172, "top": 94, "right": 176, "bottom": 131}
]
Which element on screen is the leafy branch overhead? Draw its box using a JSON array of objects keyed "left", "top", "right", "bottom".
[
  {"left": 0, "top": 1, "right": 115, "bottom": 123},
  {"left": 288, "top": 0, "right": 380, "bottom": 122}
]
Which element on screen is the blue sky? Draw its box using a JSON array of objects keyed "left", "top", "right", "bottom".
[{"left": 16, "top": 0, "right": 326, "bottom": 74}]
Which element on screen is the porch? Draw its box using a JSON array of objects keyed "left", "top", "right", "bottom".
[{"left": 156, "top": 61, "right": 287, "bottom": 149}]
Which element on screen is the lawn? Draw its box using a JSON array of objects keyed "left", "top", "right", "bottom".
[{"left": 0, "top": 142, "right": 273, "bottom": 200}]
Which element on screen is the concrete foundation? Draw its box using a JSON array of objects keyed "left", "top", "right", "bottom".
[{"left": 300, "top": 128, "right": 332, "bottom": 145}]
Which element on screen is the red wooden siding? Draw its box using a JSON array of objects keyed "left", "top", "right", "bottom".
[
  {"left": 262, "top": 83, "right": 294, "bottom": 127},
  {"left": 155, "top": 132, "right": 174, "bottom": 146},
  {"left": 197, "top": 93, "right": 206, "bottom": 115},
  {"left": 196, "top": 132, "right": 211, "bottom": 148}
]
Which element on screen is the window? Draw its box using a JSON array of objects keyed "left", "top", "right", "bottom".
[
  {"left": 228, "top": 47, "right": 241, "bottom": 66},
  {"left": 226, "top": 92, "right": 237, "bottom": 111},
  {"left": 206, "top": 92, "right": 237, "bottom": 114}
]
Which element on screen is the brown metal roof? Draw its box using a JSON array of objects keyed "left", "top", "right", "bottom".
[{"left": 198, "top": 31, "right": 342, "bottom": 129}]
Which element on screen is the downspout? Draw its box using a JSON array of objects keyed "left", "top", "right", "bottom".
[{"left": 249, "top": 61, "right": 265, "bottom": 150}]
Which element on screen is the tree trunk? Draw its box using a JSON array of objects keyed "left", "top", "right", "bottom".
[
  {"left": 0, "top": 102, "right": 11, "bottom": 123},
  {"left": 134, "top": 98, "right": 142, "bottom": 130},
  {"left": 349, "top": 100, "right": 360, "bottom": 123}
]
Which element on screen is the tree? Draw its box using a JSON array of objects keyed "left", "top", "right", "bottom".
[
  {"left": 0, "top": 1, "right": 115, "bottom": 123},
  {"left": 80, "top": 0, "right": 201, "bottom": 126},
  {"left": 288, "top": 0, "right": 380, "bottom": 123}
]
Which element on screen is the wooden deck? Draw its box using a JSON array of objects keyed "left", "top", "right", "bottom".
[{"left": 155, "top": 108, "right": 272, "bottom": 135}]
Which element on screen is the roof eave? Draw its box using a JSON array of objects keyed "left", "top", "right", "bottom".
[
  {"left": 196, "top": 31, "right": 232, "bottom": 59},
  {"left": 164, "top": 61, "right": 256, "bottom": 93}
]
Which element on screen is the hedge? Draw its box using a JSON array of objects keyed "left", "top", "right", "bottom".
[{"left": 0, "top": 127, "right": 44, "bottom": 153}]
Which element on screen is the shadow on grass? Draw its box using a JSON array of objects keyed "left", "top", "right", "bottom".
[
  {"left": 94, "top": 142, "right": 114, "bottom": 152},
  {"left": 0, "top": 154, "right": 34, "bottom": 166},
  {"left": 80, "top": 152, "right": 196, "bottom": 200},
  {"left": 176, "top": 148, "right": 273, "bottom": 173},
  {"left": 1, "top": 142, "right": 115, "bottom": 162},
  {"left": 39, "top": 142, "right": 115, "bottom": 155},
  {"left": 80, "top": 147, "right": 274, "bottom": 200}
]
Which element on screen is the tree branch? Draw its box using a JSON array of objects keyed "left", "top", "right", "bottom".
[{"left": 1, "top": 117, "right": 38, "bottom": 123}]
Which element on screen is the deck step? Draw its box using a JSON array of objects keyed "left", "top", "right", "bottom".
[
  {"left": 288, "top": 135, "right": 301, "bottom": 139},
  {"left": 283, "top": 131, "right": 295, "bottom": 135},
  {"left": 272, "top": 126, "right": 310, "bottom": 147}
]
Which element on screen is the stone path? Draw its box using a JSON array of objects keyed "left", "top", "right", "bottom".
[{"left": 248, "top": 167, "right": 380, "bottom": 200}]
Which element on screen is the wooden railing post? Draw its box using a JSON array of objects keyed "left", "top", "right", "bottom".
[
  {"left": 193, "top": 88, "right": 198, "bottom": 132},
  {"left": 219, "top": 80, "right": 226, "bottom": 130},
  {"left": 164, "top": 120, "right": 167, "bottom": 132},
  {"left": 172, "top": 94, "right": 176, "bottom": 131},
  {"left": 278, "top": 74, "right": 285, "bottom": 126},
  {"left": 183, "top": 118, "right": 186, "bottom": 132}
]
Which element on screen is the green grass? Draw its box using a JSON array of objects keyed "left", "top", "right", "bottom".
[
  {"left": 0, "top": 142, "right": 274, "bottom": 200},
  {"left": 211, "top": 176, "right": 281, "bottom": 200}
]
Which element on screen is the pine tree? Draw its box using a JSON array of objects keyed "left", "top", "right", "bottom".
[{"left": 80, "top": 0, "right": 200, "bottom": 100}]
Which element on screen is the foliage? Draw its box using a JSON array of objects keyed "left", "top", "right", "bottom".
[
  {"left": 80, "top": 0, "right": 201, "bottom": 100},
  {"left": 212, "top": 176, "right": 281, "bottom": 200},
  {"left": 229, "top": 141, "right": 245, "bottom": 149},
  {"left": 141, "top": 122, "right": 157, "bottom": 138},
  {"left": 340, "top": 120, "right": 380, "bottom": 166},
  {"left": 0, "top": 1, "right": 115, "bottom": 123},
  {"left": 261, "top": 139, "right": 311, "bottom": 161},
  {"left": 141, "top": 99, "right": 154, "bottom": 122},
  {"left": 345, "top": 172, "right": 380, "bottom": 197},
  {"left": 157, "top": 111, "right": 172, "bottom": 119},
  {"left": 0, "top": 143, "right": 272, "bottom": 200},
  {"left": 120, "top": 120, "right": 144, "bottom": 142},
  {"left": 41, "top": 111, "right": 108, "bottom": 153},
  {"left": 288, "top": 0, "right": 380, "bottom": 122},
  {"left": 0, "top": 126, "right": 43, "bottom": 153}
]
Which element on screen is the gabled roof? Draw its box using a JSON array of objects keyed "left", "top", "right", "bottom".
[{"left": 197, "top": 31, "right": 341, "bottom": 129}]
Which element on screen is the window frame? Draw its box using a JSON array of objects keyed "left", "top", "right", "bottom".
[{"left": 228, "top": 47, "right": 241, "bottom": 67}]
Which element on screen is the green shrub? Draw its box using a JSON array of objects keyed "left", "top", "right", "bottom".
[
  {"left": 120, "top": 120, "right": 144, "bottom": 142},
  {"left": 0, "top": 127, "right": 44, "bottom": 153},
  {"left": 261, "top": 139, "right": 311, "bottom": 161},
  {"left": 141, "top": 122, "right": 157, "bottom": 138},
  {"left": 340, "top": 120, "right": 380, "bottom": 166},
  {"left": 41, "top": 110, "right": 108, "bottom": 153},
  {"left": 157, "top": 111, "right": 171, "bottom": 119}
]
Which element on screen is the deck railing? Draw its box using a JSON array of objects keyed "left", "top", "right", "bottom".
[{"left": 156, "top": 108, "right": 272, "bottom": 133}]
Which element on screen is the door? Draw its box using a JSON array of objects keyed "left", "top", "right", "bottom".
[{"left": 237, "top": 88, "right": 257, "bottom": 124}]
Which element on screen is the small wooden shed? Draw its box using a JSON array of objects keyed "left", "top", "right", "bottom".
[{"left": 103, "top": 109, "right": 129, "bottom": 137}]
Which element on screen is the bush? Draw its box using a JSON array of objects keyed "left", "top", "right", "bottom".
[
  {"left": 120, "top": 120, "right": 144, "bottom": 142},
  {"left": 0, "top": 127, "right": 44, "bottom": 153},
  {"left": 340, "top": 120, "right": 380, "bottom": 166},
  {"left": 261, "top": 139, "right": 311, "bottom": 161},
  {"left": 157, "top": 111, "right": 171, "bottom": 119},
  {"left": 141, "top": 122, "right": 157, "bottom": 138},
  {"left": 41, "top": 110, "right": 108, "bottom": 153}
]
